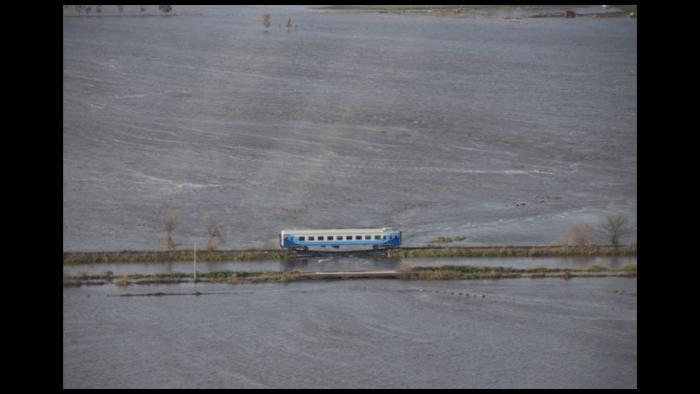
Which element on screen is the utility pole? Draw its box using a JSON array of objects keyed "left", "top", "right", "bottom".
[{"left": 193, "top": 241, "right": 197, "bottom": 282}]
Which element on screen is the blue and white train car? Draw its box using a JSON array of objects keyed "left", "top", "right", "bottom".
[{"left": 280, "top": 228, "right": 401, "bottom": 250}]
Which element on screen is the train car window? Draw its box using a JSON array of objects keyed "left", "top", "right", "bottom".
[
  {"left": 327, "top": 236, "right": 333, "bottom": 240},
  {"left": 318, "top": 236, "right": 324, "bottom": 241},
  {"left": 308, "top": 236, "right": 314, "bottom": 241},
  {"left": 299, "top": 236, "right": 305, "bottom": 241},
  {"left": 374, "top": 235, "right": 380, "bottom": 240},
  {"left": 365, "top": 235, "right": 371, "bottom": 240},
  {"left": 355, "top": 235, "right": 362, "bottom": 240},
  {"left": 346, "top": 236, "right": 352, "bottom": 240}
]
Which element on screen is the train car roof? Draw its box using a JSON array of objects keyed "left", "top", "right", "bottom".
[{"left": 281, "top": 228, "right": 396, "bottom": 235}]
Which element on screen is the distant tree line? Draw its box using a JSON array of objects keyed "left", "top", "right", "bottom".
[{"left": 68, "top": 5, "right": 173, "bottom": 16}]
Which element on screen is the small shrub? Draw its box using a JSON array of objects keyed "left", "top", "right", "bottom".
[
  {"left": 162, "top": 208, "right": 176, "bottom": 251},
  {"left": 565, "top": 223, "right": 593, "bottom": 246},
  {"left": 114, "top": 276, "right": 130, "bottom": 287}
]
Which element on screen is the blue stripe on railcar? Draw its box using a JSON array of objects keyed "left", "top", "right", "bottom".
[{"left": 282, "top": 232, "right": 401, "bottom": 249}]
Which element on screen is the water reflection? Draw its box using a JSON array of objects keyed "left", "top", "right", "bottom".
[
  {"left": 63, "top": 260, "right": 282, "bottom": 275},
  {"left": 402, "top": 256, "right": 637, "bottom": 270},
  {"left": 281, "top": 256, "right": 403, "bottom": 272}
]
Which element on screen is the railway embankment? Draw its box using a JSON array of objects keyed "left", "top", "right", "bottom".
[
  {"left": 63, "top": 244, "right": 636, "bottom": 265},
  {"left": 63, "top": 249, "right": 287, "bottom": 264},
  {"left": 63, "top": 264, "right": 637, "bottom": 288},
  {"left": 386, "top": 244, "right": 636, "bottom": 258}
]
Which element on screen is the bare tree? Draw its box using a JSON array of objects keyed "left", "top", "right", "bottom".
[
  {"left": 96, "top": 5, "right": 102, "bottom": 14},
  {"left": 262, "top": 13, "right": 271, "bottom": 29},
  {"left": 204, "top": 214, "right": 223, "bottom": 251},
  {"left": 85, "top": 6, "right": 92, "bottom": 16},
  {"left": 162, "top": 209, "right": 177, "bottom": 251},
  {"left": 601, "top": 213, "right": 630, "bottom": 247},
  {"left": 565, "top": 223, "right": 593, "bottom": 246},
  {"left": 74, "top": 5, "right": 84, "bottom": 15},
  {"left": 140, "top": 5, "right": 147, "bottom": 13},
  {"left": 117, "top": 5, "right": 124, "bottom": 13},
  {"left": 286, "top": 16, "right": 293, "bottom": 31},
  {"left": 159, "top": 5, "right": 173, "bottom": 14}
]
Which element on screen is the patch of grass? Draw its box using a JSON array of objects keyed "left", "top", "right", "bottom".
[
  {"left": 203, "top": 271, "right": 232, "bottom": 279},
  {"left": 586, "top": 265, "right": 606, "bottom": 272},
  {"left": 114, "top": 275, "right": 130, "bottom": 288},
  {"left": 427, "top": 236, "right": 467, "bottom": 244}
]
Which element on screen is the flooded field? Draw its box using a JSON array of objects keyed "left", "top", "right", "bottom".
[
  {"left": 63, "top": 256, "right": 636, "bottom": 275},
  {"left": 63, "top": 277, "right": 636, "bottom": 388},
  {"left": 63, "top": 5, "right": 636, "bottom": 251}
]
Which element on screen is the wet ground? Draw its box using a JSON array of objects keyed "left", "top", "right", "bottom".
[
  {"left": 63, "top": 255, "right": 637, "bottom": 275},
  {"left": 63, "top": 5, "right": 636, "bottom": 251},
  {"left": 63, "top": 277, "right": 636, "bottom": 388}
]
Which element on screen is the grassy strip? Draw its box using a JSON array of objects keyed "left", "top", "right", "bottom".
[
  {"left": 64, "top": 244, "right": 636, "bottom": 264},
  {"left": 388, "top": 244, "right": 636, "bottom": 258},
  {"left": 63, "top": 249, "right": 288, "bottom": 265},
  {"left": 321, "top": 5, "right": 637, "bottom": 17},
  {"left": 63, "top": 264, "right": 636, "bottom": 287},
  {"left": 427, "top": 236, "right": 467, "bottom": 244},
  {"left": 63, "top": 270, "right": 306, "bottom": 287}
]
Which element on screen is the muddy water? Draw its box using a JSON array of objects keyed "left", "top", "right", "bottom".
[
  {"left": 63, "top": 6, "right": 636, "bottom": 251},
  {"left": 63, "top": 277, "right": 636, "bottom": 388},
  {"left": 63, "top": 6, "right": 636, "bottom": 387},
  {"left": 63, "top": 256, "right": 636, "bottom": 275}
]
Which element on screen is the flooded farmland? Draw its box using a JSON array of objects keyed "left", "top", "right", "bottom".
[
  {"left": 62, "top": 6, "right": 637, "bottom": 389},
  {"left": 63, "top": 5, "right": 636, "bottom": 251},
  {"left": 63, "top": 277, "right": 636, "bottom": 389}
]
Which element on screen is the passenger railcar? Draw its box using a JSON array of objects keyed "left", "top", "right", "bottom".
[{"left": 280, "top": 228, "right": 401, "bottom": 250}]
